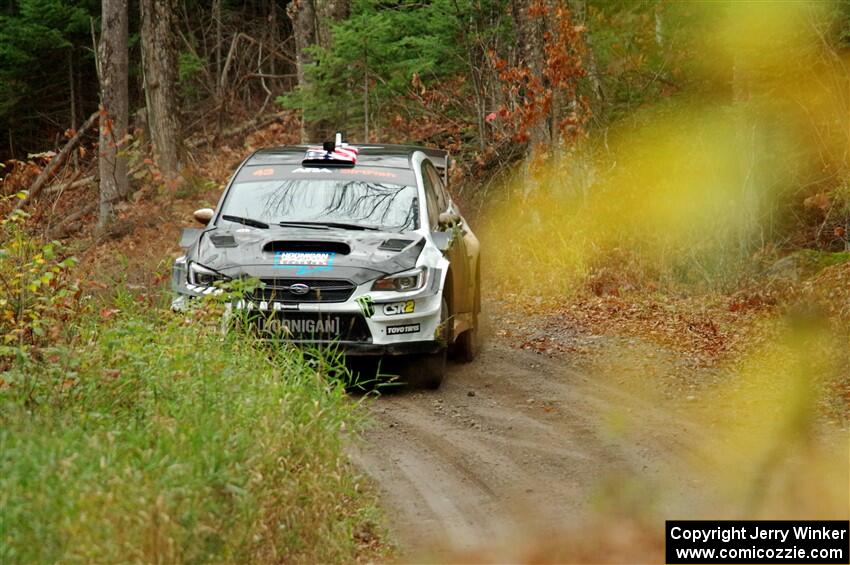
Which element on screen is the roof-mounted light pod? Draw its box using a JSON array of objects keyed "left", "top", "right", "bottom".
[{"left": 303, "top": 131, "right": 358, "bottom": 167}]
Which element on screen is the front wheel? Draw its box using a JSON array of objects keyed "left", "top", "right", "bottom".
[{"left": 406, "top": 299, "right": 448, "bottom": 389}]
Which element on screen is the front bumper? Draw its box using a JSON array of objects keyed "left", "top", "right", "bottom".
[
  {"left": 278, "top": 340, "right": 443, "bottom": 356},
  {"left": 172, "top": 260, "right": 445, "bottom": 353},
  {"left": 223, "top": 292, "right": 443, "bottom": 349}
]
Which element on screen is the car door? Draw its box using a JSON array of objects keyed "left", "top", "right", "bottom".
[{"left": 422, "top": 160, "right": 471, "bottom": 315}]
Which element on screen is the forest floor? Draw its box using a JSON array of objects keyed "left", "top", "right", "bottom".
[
  {"left": 352, "top": 319, "right": 688, "bottom": 562},
  {"left": 353, "top": 285, "right": 849, "bottom": 562}
]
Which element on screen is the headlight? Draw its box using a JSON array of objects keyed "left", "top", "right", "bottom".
[
  {"left": 172, "top": 256, "right": 188, "bottom": 292},
  {"left": 188, "top": 262, "right": 228, "bottom": 286},
  {"left": 372, "top": 267, "right": 427, "bottom": 292}
]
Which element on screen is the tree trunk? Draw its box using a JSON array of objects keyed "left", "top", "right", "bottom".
[
  {"left": 513, "top": 0, "right": 550, "bottom": 149},
  {"left": 98, "top": 0, "right": 129, "bottom": 230},
  {"left": 363, "top": 39, "right": 369, "bottom": 142},
  {"left": 69, "top": 49, "right": 79, "bottom": 168},
  {"left": 733, "top": 52, "right": 760, "bottom": 255},
  {"left": 287, "top": 0, "right": 349, "bottom": 142},
  {"left": 287, "top": 0, "right": 319, "bottom": 142},
  {"left": 141, "top": 0, "right": 182, "bottom": 179},
  {"left": 572, "top": 0, "right": 604, "bottom": 105},
  {"left": 213, "top": 0, "right": 225, "bottom": 138},
  {"left": 315, "top": 0, "right": 350, "bottom": 46}
]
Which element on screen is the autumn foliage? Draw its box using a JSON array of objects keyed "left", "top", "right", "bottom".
[{"left": 493, "top": 0, "right": 590, "bottom": 147}]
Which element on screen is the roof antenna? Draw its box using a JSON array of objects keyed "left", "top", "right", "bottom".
[{"left": 323, "top": 132, "right": 345, "bottom": 153}]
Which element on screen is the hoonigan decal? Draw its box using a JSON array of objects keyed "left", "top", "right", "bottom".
[{"left": 274, "top": 251, "right": 335, "bottom": 275}]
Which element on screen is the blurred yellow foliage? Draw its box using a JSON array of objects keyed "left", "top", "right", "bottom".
[{"left": 481, "top": 0, "right": 849, "bottom": 528}]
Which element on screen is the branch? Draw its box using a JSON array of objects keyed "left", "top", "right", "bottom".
[
  {"left": 9, "top": 111, "right": 98, "bottom": 218},
  {"left": 185, "top": 111, "right": 289, "bottom": 149},
  {"left": 46, "top": 161, "right": 146, "bottom": 239},
  {"left": 47, "top": 201, "right": 98, "bottom": 239},
  {"left": 220, "top": 33, "right": 296, "bottom": 90},
  {"left": 45, "top": 173, "right": 97, "bottom": 194}
]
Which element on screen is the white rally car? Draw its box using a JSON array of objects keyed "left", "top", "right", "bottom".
[{"left": 172, "top": 136, "right": 480, "bottom": 387}]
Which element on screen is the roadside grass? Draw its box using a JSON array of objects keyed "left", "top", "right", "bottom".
[{"left": 0, "top": 294, "right": 386, "bottom": 564}]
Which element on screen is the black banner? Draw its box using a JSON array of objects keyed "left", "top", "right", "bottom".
[{"left": 666, "top": 520, "right": 849, "bottom": 564}]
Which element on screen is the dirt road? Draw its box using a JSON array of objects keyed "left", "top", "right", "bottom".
[{"left": 351, "top": 335, "right": 709, "bottom": 561}]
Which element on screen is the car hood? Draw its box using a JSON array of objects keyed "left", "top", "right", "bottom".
[{"left": 186, "top": 225, "right": 426, "bottom": 284}]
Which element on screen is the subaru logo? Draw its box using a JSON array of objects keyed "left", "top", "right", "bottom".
[{"left": 289, "top": 283, "right": 310, "bottom": 295}]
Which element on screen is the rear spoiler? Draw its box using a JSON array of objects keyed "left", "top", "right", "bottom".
[{"left": 418, "top": 147, "right": 451, "bottom": 185}]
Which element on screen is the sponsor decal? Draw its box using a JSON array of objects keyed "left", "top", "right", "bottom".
[
  {"left": 383, "top": 300, "right": 415, "bottom": 315},
  {"left": 356, "top": 295, "right": 375, "bottom": 318},
  {"left": 251, "top": 167, "right": 275, "bottom": 177},
  {"left": 274, "top": 251, "right": 335, "bottom": 275},
  {"left": 291, "top": 167, "right": 332, "bottom": 173},
  {"left": 260, "top": 316, "right": 340, "bottom": 335},
  {"left": 339, "top": 168, "right": 398, "bottom": 179},
  {"left": 386, "top": 323, "right": 420, "bottom": 335}
]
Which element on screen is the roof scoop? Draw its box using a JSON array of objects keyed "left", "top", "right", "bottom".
[{"left": 303, "top": 131, "right": 358, "bottom": 167}]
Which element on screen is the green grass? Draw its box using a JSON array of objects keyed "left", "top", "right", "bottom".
[
  {"left": 794, "top": 249, "right": 850, "bottom": 273},
  {"left": 0, "top": 299, "right": 386, "bottom": 564}
]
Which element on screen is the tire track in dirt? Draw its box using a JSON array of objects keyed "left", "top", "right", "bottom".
[{"left": 350, "top": 337, "right": 706, "bottom": 559}]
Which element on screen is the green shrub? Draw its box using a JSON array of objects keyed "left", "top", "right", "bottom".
[
  {"left": 0, "top": 202, "right": 79, "bottom": 368},
  {"left": 0, "top": 302, "right": 384, "bottom": 563}
]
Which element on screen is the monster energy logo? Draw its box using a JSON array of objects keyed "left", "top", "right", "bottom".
[{"left": 355, "top": 295, "right": 375, "bottom": 318}]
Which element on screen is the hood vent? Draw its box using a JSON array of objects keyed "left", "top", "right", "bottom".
[
  {"left": 378, "top": 238, "right": 414, "bottom": 252},
  {"left": 263, "top": 240, "right": 351, "bottom": 255},
  {"left": 209, "top": 233, "right": 238, "bottom": 247}
]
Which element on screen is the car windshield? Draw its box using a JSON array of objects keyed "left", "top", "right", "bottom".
[{"left": 220, "top": 178, "right": 418, "bottom": 232}]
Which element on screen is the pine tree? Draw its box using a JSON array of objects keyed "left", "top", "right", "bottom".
[{"left": 0, "top": 0, "right": 98, "bottom": 158}]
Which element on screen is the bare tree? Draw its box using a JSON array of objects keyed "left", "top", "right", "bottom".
[
  {"left": 141, "top": 0, "right": 182, "bottom": 178},
  {"left": 98, "top": 0, "right": 129, "bottom": 229}
]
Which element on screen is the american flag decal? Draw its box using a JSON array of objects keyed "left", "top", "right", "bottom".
[{"left": 303, "top": 144, "right": 359, "bottom": 165}]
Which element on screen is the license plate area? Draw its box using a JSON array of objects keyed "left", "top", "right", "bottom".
[{"left": 248, "top": 311, "right": 371, "bottom": 342}]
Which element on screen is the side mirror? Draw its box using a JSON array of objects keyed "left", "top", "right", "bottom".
[
  {"left": 438, "top": 211, "right": 461, "bottom": 229},
  {"left": 193, "top": 208, "right": 214, "bottom": 225}
]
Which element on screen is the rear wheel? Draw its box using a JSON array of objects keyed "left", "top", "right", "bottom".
[
  {"left": 453, "top": 266, "right": 480, "bottom": 363},
  {"left": 407, "top": 298, "right": 448, "bottom": 389}
]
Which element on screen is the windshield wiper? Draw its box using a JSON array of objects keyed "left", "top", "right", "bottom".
[
  {"left": 221, "top": 215, "right": 269, "bottom": 229},
  {"left": 277, "top": 221, "right": 331, "bottom": 230},
  {"left": 278, "top": 221, "right": 380, "bottom": 231}
]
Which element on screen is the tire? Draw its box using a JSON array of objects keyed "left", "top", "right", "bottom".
[
  {"left": 453, "top": 266, "right": 480, "bottom": 363},
  {"left": 406, "top": 298, "right": 448, "bottom": 389}
]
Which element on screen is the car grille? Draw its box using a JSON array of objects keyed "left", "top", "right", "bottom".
[
  {"left": 249, "top": 312, "right": 371, "bottom": 342},
  {"left": 251, "top": 278, "right": 356, "bottom": 303}
]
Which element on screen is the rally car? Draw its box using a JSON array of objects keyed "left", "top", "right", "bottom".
[{"left": 172, "top": 135, "right": 480, "bottom": 388}]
